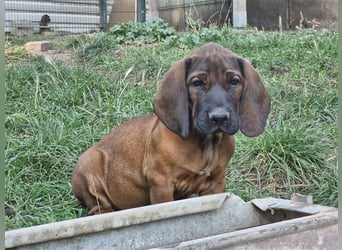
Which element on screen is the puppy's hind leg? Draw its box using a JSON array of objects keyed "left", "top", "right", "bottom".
[
  {"left": 83, "top": 177, "right": 116, "bottom": 215},
  {"left": 83, "top": 174, "right": 113, "bottom": 215},
  {"left": 72, "top": 149, "right": 119, "bottom": 215},
  {"left": 72, "top": 174, "right": 113, "bottom": 215}
]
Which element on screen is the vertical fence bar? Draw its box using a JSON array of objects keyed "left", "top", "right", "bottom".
[
  {"left": 99, "top": 0, "right": 108, "bottom": 31},
  {"left": 137, "top": 0, "right": 146, "bottom": 22}
]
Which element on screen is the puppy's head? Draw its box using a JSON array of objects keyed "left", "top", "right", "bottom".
[{"left": 154, "top": 43, "right": 271, "bottom": 139}]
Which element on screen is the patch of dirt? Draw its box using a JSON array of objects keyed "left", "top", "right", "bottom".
[{"left": 30, "top": 50, "right": 75, "bottom": 64}]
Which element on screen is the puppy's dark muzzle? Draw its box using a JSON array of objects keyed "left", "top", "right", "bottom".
[
  {"left": 208, "top": 108, "right": 230, "bottom": 126},
  {"left": 194, "top": 106, "right": 239, "bottom": 135}
]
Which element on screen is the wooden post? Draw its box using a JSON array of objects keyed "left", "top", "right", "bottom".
[
  {"left": 108, "top": 0, "right": 136, "bottom": 26},
  {"left": 232, "top": 0, "right": 247, "bottom": 27}
]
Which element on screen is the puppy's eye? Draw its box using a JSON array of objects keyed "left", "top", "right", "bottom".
[
  {"left": 191, "top": 80, "right": 205, "bottom": 88},
  {"left": 231, "top": 77, "right": 241, "bottom": 86}
]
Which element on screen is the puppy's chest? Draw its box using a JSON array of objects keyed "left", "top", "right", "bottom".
[
  {"left": 173, "top": 135, "right": 227, "bottom": 195},
  {"left": 173, "top": 168, "right": 216, "bottom": 197},
  {"left": 184, "top": 134, "right": 226, "bottom": 174}
]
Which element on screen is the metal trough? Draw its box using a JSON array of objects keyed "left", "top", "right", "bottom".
[{"left": 5, "top": 193, "right": 338, "bottom": 249}]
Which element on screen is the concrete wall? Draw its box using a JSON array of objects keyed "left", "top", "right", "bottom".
[
  {"left": 247, "top": 0, "right": 338, "bottom": 30},
  {"left": 154, "top": 0, "right": 337, "bottom": 31}
]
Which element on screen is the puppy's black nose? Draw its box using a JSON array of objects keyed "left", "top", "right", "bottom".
[{"left": 208, "top": 108, "right": 230, "bottom": 124}]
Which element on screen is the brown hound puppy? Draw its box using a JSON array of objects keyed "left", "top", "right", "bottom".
[{"left": 72, "top": 43, "right": 271, "bottom": 215}]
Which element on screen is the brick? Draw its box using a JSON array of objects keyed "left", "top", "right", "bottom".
[{"left": 25, "top": 41, "right": 53, "bottom": 53}]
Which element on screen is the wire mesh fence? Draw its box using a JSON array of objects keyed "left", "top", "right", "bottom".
[{"left": 5, "top": 0, "right": 113, "bottom": 35}]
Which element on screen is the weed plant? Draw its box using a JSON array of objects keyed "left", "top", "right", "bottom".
[{"left": 5, "top": 21, "right": 337, "bottom": 230}]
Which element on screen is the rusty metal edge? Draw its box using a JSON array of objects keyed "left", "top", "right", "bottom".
[{"left": 251, "top": 197, "right": 337, "bottom": 214}]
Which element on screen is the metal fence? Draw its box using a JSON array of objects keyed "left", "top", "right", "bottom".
[{"left": 5, "top": 0, "right": 113, "bottom": 35}]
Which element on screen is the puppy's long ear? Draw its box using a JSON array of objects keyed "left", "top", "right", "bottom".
[
  {"left": 238, "top": 58, "right": 271, "bottom": 137},
  {"left": 154, "top": 58, "right": 191, "bottom": 139}
]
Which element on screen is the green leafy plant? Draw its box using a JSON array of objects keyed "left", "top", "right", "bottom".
[{"left": 107, "top": 18, "right": 176, "bottom": 45}]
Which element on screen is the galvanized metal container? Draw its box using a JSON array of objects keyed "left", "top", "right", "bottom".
[{"left": 5, "top": 192, "right": 337, "bottom": 249}]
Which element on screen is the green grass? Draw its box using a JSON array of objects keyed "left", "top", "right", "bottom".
[{"left": 5, "top": 24, "right": 337, "bottom": 230}]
